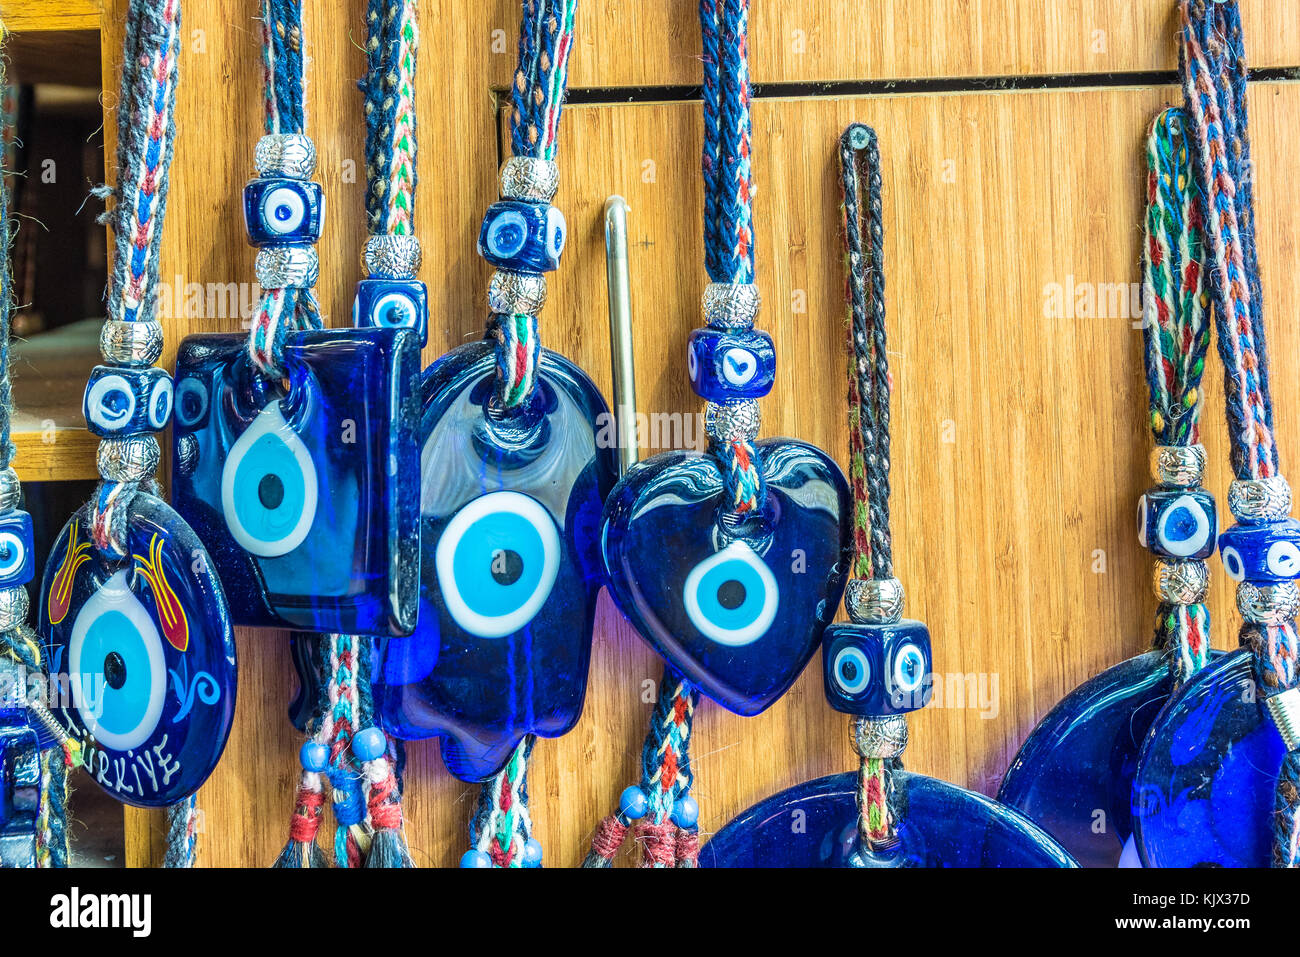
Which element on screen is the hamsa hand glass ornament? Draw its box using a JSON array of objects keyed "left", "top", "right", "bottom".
[
  {"left": 601, "top": 440, "right": 851, "bottom": 714},
  {"left": 170, "top": 327, "right": 421, "bottom": 636},
  {"left": 38, "top": 496, "right": 236, "bottom": 807},
  {"left": 374, "top": 341, "right": 617, "bottom": 781}
]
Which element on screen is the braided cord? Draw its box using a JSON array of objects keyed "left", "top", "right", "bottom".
[
  {"left": 361, "top": 0, "right": 418, "bottom": 235},
  {"left": 509, "top": 0, "right": 577, "bottom": 162},
  {"left": 470, "top": 737, "right": 535, "bottom": 867}
]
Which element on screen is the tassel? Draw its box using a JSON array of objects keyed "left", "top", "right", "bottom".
[{"left": 272, "top": 778, "right": 328, "bottom": 868}]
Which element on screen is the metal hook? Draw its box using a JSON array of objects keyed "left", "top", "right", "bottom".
[{"left": 604, "top": 195, "right": 638, "bottom": 475}]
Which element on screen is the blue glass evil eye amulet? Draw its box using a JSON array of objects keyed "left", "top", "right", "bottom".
[
  {"left": 170, "top": 327, "right": 422, "bottom": 637},
  {"left": 38, "top": 495, "right": 236, "bottom": 807},
  {"left": 601, "top": 441, "right": 852, "bottom": 715},
  {"left": 374, "top": 341, "right": 617, "bottom": 781}
]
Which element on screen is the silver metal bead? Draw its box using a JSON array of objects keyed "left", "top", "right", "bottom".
[
  {"left": 845, "top": 577, "right": 904, "bottom": 624},
  {"left": 499, "top": 157, "right": 559, "bottom": 202},
  {"left": 253, "top": 133, "right": 317, "bottom": 179},
  {"left": 0, "top": 467, "right": 20, "bottom": 513},
  {"left": 97, "top": 435, "right": 160, "bottom": 483},
  {"left": 851, "top": 714, "right": 908, "bottom": 759},
  {"left": 1150, "top": 444, "right": 1207, "bottom": 488},
  {"left": 1228, "top": 476, "right": 1292, "bottom": 524},
  {"left": 176, "top": 433, "right": 199, "bottom": 476},
  {"left": 363, "top": 234, "right": 422, "bottom": 279},
  {"left": 1236, "top": 580, "right": 1300, "bottom": 625},
  {"left": 704, "top": 399, "right": 761, "bottom": 445},
  {"left": 702, "top": 283, "right": 761, "bottom": 329},
  {"left": 255, "top": 246, "right": 319, "bottom": 290},
  {"left": 100, "top": 319, "right": 164, "bottom": 367},
  {"left": 0, "top": 587, "right": 30, "bottom": 632},
  {"left": 487, "top": 270, "right": 546, "bottom": 315},
  {"left": 1265, "top": 687, "right": 1300, "bottom": 752},
  {"left": 1153, "top": 559, "right": 1210, "bottom": 604}
]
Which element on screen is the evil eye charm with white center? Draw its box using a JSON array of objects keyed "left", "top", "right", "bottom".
[
  {"left": 477, "top": 200, "right": 565, "bottom": 273},
  {"left": 0, "top": 511, "right": 34, "bottom": 588},
  {"left": 1136, "top": 488, "right": 1216, "bottom": 560},
  {"left": 243, "top": 177, "right": 324, "bottom": 247},
  {"left": 170, "top": 327, "right": 422, "bottom": 637},
  {"left": 686, "top": 328, "right": 776, "bottom": 401},
  {"left": 682, "top": 541, "right": 779, "bottom": 647},
  {"left": 1218, "top": 517, "right": 1300, "bottom": 583},
  {"left": 353, "top": 278, "right": 429, "bottom": 347},
  {"left": 83, "top": 365, "right": 173, "bottom": 437},
  {"left": 374, "top": 340, "right": 616, "bottom": 781},
  {"left": 821, "top": 620, "right": 932, "bottom": 716},
  {"left": 38, "top": 496, "right": 236, "bottom": 807}
]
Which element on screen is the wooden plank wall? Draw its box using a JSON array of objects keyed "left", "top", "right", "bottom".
[{"left": 11, "top": 0, "right": 1300, "bottom": 866}]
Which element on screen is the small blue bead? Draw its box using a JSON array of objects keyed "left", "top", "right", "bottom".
[
  {"left": 523, "top": 837, "right": 543, "bottom": 867},
  {"left": 459, "top": 849, "right": 493, "bottom": 868},
  {"left": 1218, "top": 517, "right": 1300, "bottom": 583},
  {"left": 1138, "top": 488, "right": 1217, "bottom": 560},
  {"left": 477, "top": 200, "right": 565, "bottom": 273},
  {"left": 619, "top": 785, "right": 649, "bottom": 821},
  {"left": 687, "top": 328, "right": 776, "bottom": 401},
  {"left": 351, "top": 726, "right": 387, "bottom": 762},
  {"left": 352, "top": 278, "right": 428, "bottom": 347},
  {"left": 83, "top": 364, "right": 173, "bottom": 437},
  {"left": 671, "top": 795, "right": 699, "bottom": 829},
  {"left": 299, "top": 741, "right": 329, "bottom": 773},
  {"left": 822, "top": 620, "right": 933, "bottom": 716},
  {"left": 243, "top": 177, "right": 324, "bottom": 247},
  {"left": 0, "top": 511, "right": 34, "bottom": 589}
]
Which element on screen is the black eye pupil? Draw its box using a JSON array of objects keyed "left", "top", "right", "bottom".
[
  {"left": 258, "top": 473, "right": 285, "bottom": 510},
  {"left": 491, "top": 549, "right": 524, "bottom": 586},
  {"left": 716, "top": 580, "right": 746, "bottom": 610},
  {"left": 104, "top": 652, "right": 127, "bottom": 690},
  {"left": 840, "top": 659, "right": 858, "bottom": 682}
]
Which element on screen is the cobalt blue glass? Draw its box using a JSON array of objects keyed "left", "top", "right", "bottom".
[
  {"left": 374, "top": 340, "right": 617, "bottom": 782},
  {"left": 997, "top": 649, "right": 1224, "bottom": 868},
  {"left": 686, "top": 328, "right": 776, "bottom": 401},
  {"left": 170, "top": 327, "right": 422, "bottom": 637},
  {"left": 37, "top": 494, "right": 237, "bottom": 807},
  {"left": 287, "top": 632, "right": 321, "bottom": 733},
  {"left": 1218, "top": 518, "right": 1300, "bottom": 582},
  {"left": 1137, "top": 488, "right": 1216, "bottom": 560},
  {"left": 243, "top": 177, "right": 325, "bottom": 247},
  {"left": 353, "top": 278, "right": 429, "bottom": 347},
  {"left": 0, "top": 510, "right": 35, "bottom": 588},
  {"left": 701, "top": 771, "right": 1078, "bottom": 867},
  {"left": 822, "top": 620, "right": 932, "bottom": 716},
  {"left": 0, "top": 656, "right": 55, "bottom": 867},
  {"left": 601, "top": 441, "right": 851, "bottom": 715},
  {"left": 477, "top": 200, "right": 566, "bottom": 273},
  {"left": 83, "top": 365, "right": 173, "bottom": 437},
  {"left": 1133, "top": 647, "right": 1282, "bottom": 867}
]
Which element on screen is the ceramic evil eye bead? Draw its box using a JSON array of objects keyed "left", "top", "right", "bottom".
[
  {"left": 822, "top": 620, "right": 932, "bottom": 716},
  {"left": 82, "top": 365, "right": 173, "bottom": 436},
  {"left": 687, "top": 328, "right": 776, "bottom": 401},
  {"left": 1136, "top": 487, "right": 1216, "bottom": 560},
  {"left": 477, "top": 200, "right": 566, "bottom": 273},
  {"left": 0, "top": 512, "right": 34, "bottom": 589},
  {"left": 1218, "top": 517, "right": 1300, "bottom": 583},
  {"left": 352, "top": 278, "right": 428, "bottom": 347},
  {"left": 243, "top": 177, "right": 324, "bottom": 247}
]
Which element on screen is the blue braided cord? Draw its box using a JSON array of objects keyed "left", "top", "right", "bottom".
[
  {"left": 700, "top": 0, "right": 722, "bottom": 280},
  {"left": 508, "top": 0, "right": 577, "bottom": 161},
  {"left": 360, "top": 0, "right": 396, "bottom": 231},
  {"left": 263, "top": 0, "right": 305, "bottom": 135},
  {"left": 164, "top": 795, "right": 198, "bottom": 867},
  {"left": 713, "top": 0, "right": 754, "bottom": 284},
  {"left": 638, "top": 667, "right": 700, "bottom": 824},
  {"left": 509, "top": 0, "right": 546, "bottom": 158}
]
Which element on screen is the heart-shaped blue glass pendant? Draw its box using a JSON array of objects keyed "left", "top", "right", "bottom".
[
  {"left": 701, "top": 771, "right": 1078, "bottom": 867},
  {"left": 1132, "top": 647, "right": 1282, "bottom": 867},
  {"left": 38, "top": 494, "right": 237, "bottom": 808},
  {"left": 170, "top": 327, "right": 421, "bottom": 636},
  {"left": 374, "top": 340, "right": 617, "bottom": 781},
  {"left": 602, "top": 440, "right": 851, "bottom": 714}
]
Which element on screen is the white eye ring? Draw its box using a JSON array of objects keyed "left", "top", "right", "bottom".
[
  {"left": 148, "top": 377, "right": 173, "bottom": 430},
  {"left": 721, "top": 347, "right": 758, "bottom": 386},
  {"left": 174, "top": 378, "right": 208, "bottom": 429},
  {"left": 371, "top": 291, "right": 418, "bottom": 328},
  {"left": 545, "top": 206, "right": 567, "bottom": 261},
  {"left": 891, "top": 642, "right": 926, "bottom": 695},
  {"left": 1267, "top": 540, "right": 1300, "bottom": 579},
  {"left": 0, "top": 532, "right": 25, "bottom": 577},
  {"left": 262, "top": 186, "right": 306, "bottom": 235},
  {"left": 220, "top": 401, "right": 318, "bottom": 557},
  {"left": 682, "top": 541, "right": 780, "bottom": 647},
  {"left": 687, "top": 345, "right": 700, "bottom": 382},
  {"left": 87, "top": 374, "right": 136, "bottom": 431},
  {"left": 487, "top": 209, "right": 529, "bottom": 258},
  {"left": 1221, "top": 545, "right": 1245, "bottom": 582},
  {"left": 1136, "top": 495, "right": 1149, "bottom": 548},
  {"left": 1156, "top": 493, "right": 1211, "bottom": 558},
  {"left": 832, "top": 646, "right": 871, "bottom": 695}
]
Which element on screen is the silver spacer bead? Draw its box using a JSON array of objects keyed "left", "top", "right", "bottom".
[
  {"left": 255, "top": 246, "right": 319, "bottom": 290},
  {"left": 0, "top": 586, "right": 29, "bottom": 632},
  {"left": 702, "top": 283, "right": 761, "bottom": 329},
  {"left": 1150, "top": 444, "right": 1207, "bottom": 488},
  {"left": 499, "top": 157, "right": 559, "bottom": 202},
  {"left": 1236, "top": 580, "right": 1300, "bottom": 625},
  {"left": 1228, "top": 476, "right": 1292, "bottom": 524},
  {"left": 175, "top": 434, "right": 199, "bottom": 476},
  {"left": 1153, "top": 559, "right": 1210, "bottom": 604},
  {"left": 363, "top": 234, "right": 423, "bottom": 279},
  {"left": 0, "top": 467, "right": 20, "bottom": 513},
  {"left": 487, "top": 270, "right": 546, "bottom": 315},
  {"left": 704, "top": 399, "right": 761, "bottom": 445},
  {"left": 100, "top": 319, "right": 164, "bottom": 367},
  {"left": 1265, "top": 687, "right": 1300, "bottom": 752},
  {"left": 851, "top": 714, "right": 908, "bottom": 759},
  {"left": 97, "top": 435, "right": 160, "bottom": 483},
  {"left": 845, "top": 577, "right": 904, "bottom": 624},
  {"left": 253, "top": 133, "right": 317, "bottom": 179}
]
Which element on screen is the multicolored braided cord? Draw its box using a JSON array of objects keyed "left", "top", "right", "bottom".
[
  {"left": 1140, "top": 108, "right": 1212, "bottom": 683},
  {"left": 361, "top": 0, "right": 418, "bottom": 236},
  {"left": 470, "top": 737, "right": 537, "bottom": 867}
]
